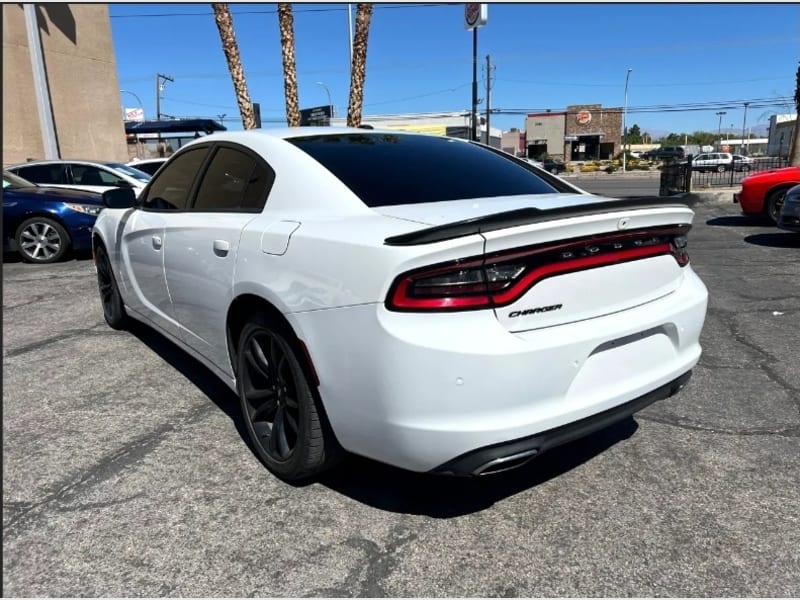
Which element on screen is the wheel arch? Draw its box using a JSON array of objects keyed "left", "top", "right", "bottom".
[
  {"left": 226, "top": 292, "right": 319, "bottom": 387},
  {"left": 764, "top": 183, "right": 797, "bottom": 215}
]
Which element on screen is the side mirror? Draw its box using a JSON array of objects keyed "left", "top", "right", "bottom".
[{"left": 102, "top": 187, "right": 137, "bottom": 209}]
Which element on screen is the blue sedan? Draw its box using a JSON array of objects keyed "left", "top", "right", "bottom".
[{"left": 3, "top": 170, "right": 105, "bottom": 263}]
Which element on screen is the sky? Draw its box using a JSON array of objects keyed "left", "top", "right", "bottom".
[{"left": 111, "top": 2, "right": 800, "bottom": 139}]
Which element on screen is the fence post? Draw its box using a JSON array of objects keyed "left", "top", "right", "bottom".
[
  {"left": 730, "top": 154, "right": 735, "bottom": 186},
  {"left": 685, "top": 154, "right": 693, "bottom": 193}
]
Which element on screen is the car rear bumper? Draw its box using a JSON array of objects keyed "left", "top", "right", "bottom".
[
  {"left": 292, "top": 267, "right": 708, "bottom": 473},
  {"left": 431, "top": 370, "right": 692, "bottom": 476}
]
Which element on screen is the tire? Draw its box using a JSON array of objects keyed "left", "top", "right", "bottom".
[
  {"left": 550, "top": 167, "right": 559, "bottom": 175},
  {"left": 95, "top": 244, "right": 129, "bottom": 330},
  {"left": 765, "top": 188, "right": 787, "bottom": 225},
  {"left": 716, "top": 165, "right": 726, "bottom": 173},
  {"left": 237, "top": 317, "right": 341, "bottom": 481},
  {"left": 14, "top": 217, "right": 70, "bottom": 263}
]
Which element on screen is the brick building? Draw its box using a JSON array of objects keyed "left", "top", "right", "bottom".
[{"left": 564, "top": 104, "right": 623, "bottom": 161}]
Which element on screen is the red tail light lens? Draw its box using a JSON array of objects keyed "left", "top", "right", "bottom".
[{"left": 386, "top": 225, "right": 691, "bottom": 312}]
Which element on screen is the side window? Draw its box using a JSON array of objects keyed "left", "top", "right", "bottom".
[
  {"left": 140, "top": 147, "right": 208, "bottom": 211},
  {"left": 71, "top": 165, "right": 122, "bottom": 186},
  {"left": 192, "top": 146, "right": 274, "bottom": 212},
  {"left": 17, "top": 164, "right": 65, "bottom": 184}
]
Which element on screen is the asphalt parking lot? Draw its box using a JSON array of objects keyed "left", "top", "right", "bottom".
[{"left": 3, "top": 197, "right": 799, "bottom": 596}]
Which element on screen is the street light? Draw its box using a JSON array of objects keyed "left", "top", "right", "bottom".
[
  {"left": 741, "top": 101, "right": 750, "bottom": 155},
  {"left": 120, "top": 89, "right": 145, "bottom": 120},
  {"left": 715, "top": 111, "right": 727, "bottom": 149},
  {"left": 622, "top": 68, "right": 632, "bottom": 173},
  {"left": 316, "top": 81, "right": 334, "bottom": 120}
]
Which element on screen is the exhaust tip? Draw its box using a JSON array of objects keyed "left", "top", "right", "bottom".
[{"left": 472, "top": 448, "right": 539, "bottom": 476}]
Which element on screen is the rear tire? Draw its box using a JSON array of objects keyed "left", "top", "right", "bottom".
[
  {"left": 95, "top": 244, "right": 129, "bottom": 330},
  {"left": 237, "top": 316, "right": 341, "bottom": 481},
  {"left": 716, "top": 165, "right": 726, "bottom": 173},
  {"left": 15, "top": 217, "right": 70, "bottom": 263},
  {"left": 765, "top": 188, "right": 787, "bottom": 225}
]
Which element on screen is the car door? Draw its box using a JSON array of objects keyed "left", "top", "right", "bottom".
[
  {"left": 118, "top": 146, "right": 211, "bottom": 339},
  {"left": 67, "top": 163, "right": 124, "bottom": 195},
  {"left": 163, "top": 144, "right": 275, "bottom": 374}
]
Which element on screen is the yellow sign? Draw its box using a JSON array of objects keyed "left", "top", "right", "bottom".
[{"left": 385, "top": 124, "right": 448, "bottom": 136}]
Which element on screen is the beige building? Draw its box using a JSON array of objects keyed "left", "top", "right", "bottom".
[{"left": 2, "top": 4, "right": 128, "bottom": 166}]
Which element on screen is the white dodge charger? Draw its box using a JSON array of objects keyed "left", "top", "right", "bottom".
[{"left": 92, "top": 128, "right": 708, "bottom": 481}]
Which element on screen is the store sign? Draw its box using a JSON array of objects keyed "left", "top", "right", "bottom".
[
  {"left": 576, "top": 110, "right": 592, "bottom": 125},
  {"left": 299, "top": 105, "right": 332, "bottom": 126},
  {"left": 464, "top": 3, "right": 488, "bottom": 30},
  {"left": 124, "top": 107, "right": 144, "bottom": 122}
]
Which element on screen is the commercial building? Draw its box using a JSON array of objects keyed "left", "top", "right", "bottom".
[
  {"left": 330, "top": 111, "right": 503, "bottom": 148},
  {"left": 767, "top": 113, "right": 797, "bottom": 158},
  {"left": 2, "top": 4, "right": 128, "bottom": 166},
  {"left": 523, "top": 104, "right": 624, "bottom": 161}
]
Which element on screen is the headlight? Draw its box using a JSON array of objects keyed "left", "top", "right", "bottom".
[{"left": 64, "top": 203, "right": 103, "bottom": 215}]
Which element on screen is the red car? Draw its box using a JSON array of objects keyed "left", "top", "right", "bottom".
[{"left": 734, "top": 166, "right": 800, "bottom": 224}]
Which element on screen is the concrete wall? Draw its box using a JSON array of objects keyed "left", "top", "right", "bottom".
[
  {"left": 525, "top": 113, "right": 566, "bottom": 158},
  {"left": 767, "top": 114, "right": 797, "bottom": 158},
  {"left": 2, "top": 4, "right": 128, "bottom": 166}
]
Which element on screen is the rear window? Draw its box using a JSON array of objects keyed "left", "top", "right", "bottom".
[{"left": 288, "top": 133, "right": 562, "bottom": 207}]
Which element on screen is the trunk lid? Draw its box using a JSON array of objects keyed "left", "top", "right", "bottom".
[{"left": 381, "top": 195, "right": 694, "bottom": 332}]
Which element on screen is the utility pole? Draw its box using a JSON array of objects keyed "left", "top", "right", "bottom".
[
  {"left": 484, "top": 54, "right": 493, "bottom": 146},
  {"left": 741, "top": 101, "right": 750, "bottom": 155},
  {"left": 622, "top": 68, "right": 632, "bottom": 172},
  {"left": 155, "top": 73, "right": 174, "bottom": 121},
  {"left": 471, "top": 27, "right": 478, "bottom": 141}
]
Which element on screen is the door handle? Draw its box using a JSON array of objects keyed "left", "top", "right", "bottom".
[
  {"left": 213, "top": 239, "right": 230, "bottom": 257},
  {"left": 152, "top": 235, "right": 162, "bottom": 249}
]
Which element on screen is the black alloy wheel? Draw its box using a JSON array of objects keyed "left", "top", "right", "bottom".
[
  {"left": 236, "top": 318, "right": 340, "bottom": 481},
  {"left": 95, "top": 245, "right": 129, "bottom": 329},
  {"left": 15, "top": 217, "right": 70, "bottom": 263},
  {"left": 765, "top": 188, "right": 787, "bottom": 225}
]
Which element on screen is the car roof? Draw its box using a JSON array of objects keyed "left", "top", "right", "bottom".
[
  {"left": 8, "top": 159, "right": 128, "bottom": 168},
  {"left": 185, "top": 126, "right": 467, "bottom": 144}
]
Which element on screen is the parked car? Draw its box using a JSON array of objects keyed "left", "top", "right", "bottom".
[
  {"left": 642, "top": 146, "right": 685, "bottom": 161},
  {"left": 734, "top": 166, "right": 800, "bottom": 224},
  {"left": 731, "top": 154, "right": 755, "bottom": 172},
  {"left": 777, "top": 183, "right": 800, "bottom": 233},
  {"left": 7, "top": 159, "right": 151, "bottom": 197},
  {"left": 3, "top": 170, "right": 104, "bottom": 263},
  {"left": 92, "top": 128, "right": 708, "bottom": 481},
  {"left": 126, "top": 157, "right": 168, "bottom": 176},
  {"left": 540, "top": 158, "right": 567, "bottom": 175},
  {"left": 691, "top": 152, "right": 733, "bottom": 173}
]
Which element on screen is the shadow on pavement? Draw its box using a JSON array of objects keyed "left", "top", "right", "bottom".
[
  {"left": 744, "top": 232, "right": 800, "bottom": 248},
  {"left": 706, "top": 215, "right": 770, "bottom": 227},
  {"left": 319, "top": 418, "right": 638, "bottom": 517},
  {"left": 126, "top": 318, "right": 639, "bottom": 516}
]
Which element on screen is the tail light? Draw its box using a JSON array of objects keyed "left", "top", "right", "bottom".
[{"left": 387, "top": 225, "right": 691, "bottom": 312}]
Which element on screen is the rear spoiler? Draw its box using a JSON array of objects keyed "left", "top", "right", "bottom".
[{"left": 383, "top": 198, "right": 690, "bottom": 246}]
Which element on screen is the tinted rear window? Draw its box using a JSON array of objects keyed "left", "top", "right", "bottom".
[{"left": 288, "top": 133, "right": 561, "bottom": 207}]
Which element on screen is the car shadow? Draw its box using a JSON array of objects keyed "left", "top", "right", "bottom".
[
  {"left": 2, "top": 248, "right": 94, "bottom": 264},
  {"left": 744, "top": 232, "right": 800, "bottom": 248},
  {"left": 126, "top": 320, "right": 249, "bottom": 443},
  {"left": 126, "top": 318, "right": 639, "bottom": 516},
  {"left": 706, "top": 215, "right": 770, "bottom": 227},
  {"left": 318, "top": 419, "right": 638, "bottom": 517}
]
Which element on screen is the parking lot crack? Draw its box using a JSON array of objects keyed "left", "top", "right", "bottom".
[
  {"left": 2, "top": 403, "right": 215, "bottom": 540},
  {"left": 3, "top": 324, "right": 123, "bottom": 358},
  {"left": 638, "top": 413, "right": 800, "bottom": 437}
]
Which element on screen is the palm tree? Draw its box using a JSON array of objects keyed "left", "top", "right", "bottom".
[
  {"left": 212, "top": 4, "right": 256, "bottom": 129},
  {"left": 278, "top": 4, "right": 301, "bottom": 127},
  {"left": 346, "top": 4, "right": 373, "bottom": 127},
  {"left": 789, "top": 61, "right": 800, "bottom": 166}
]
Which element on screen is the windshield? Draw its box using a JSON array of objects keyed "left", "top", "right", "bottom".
[
  {"left": 106, "top": 163, "right": 152, "bottom": 183},
  {"left": 288, "top": 133, "right": 565, "bottom": 207},
  {"left": 3, "top": 170, "right": 36, "bottom": 189}
]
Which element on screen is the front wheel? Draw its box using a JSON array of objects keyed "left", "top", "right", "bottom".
[
  {"left": 716, "top": 165, "right": 726, "bottom": 173},
  {"left": 550, "top": 167, "right": 559, "bottom": 175},
  {"left": 15, "top": 217, "right": 70, "bottom": 263},
  {"left": 237, "top": 318, "right": 341, "bottom": 481},
  {"left": 765, "top": 188, "right": 787, "bottom": 225}
]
